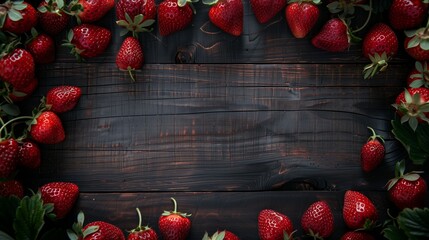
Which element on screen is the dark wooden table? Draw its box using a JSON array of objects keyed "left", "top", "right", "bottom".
[{"left": 19, "top": 1, "right": 427, "bottom": 239}]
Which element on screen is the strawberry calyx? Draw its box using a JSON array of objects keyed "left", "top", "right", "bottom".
[
  {"left": 67, "top": 211, "right": 100, "bottom": 240},
  {"left": 116, "top": 13, "right": 155, "bottom": 38},
  {"left": 162, "top": 197, "right": 191, "bottom": 218},
  {"left": 287, "top": 0, "right": 321, "bottom": 5},
  {"left": 66, "top": 0, "right": 84, "bottom": 24},
  {"left": 283, "top": 229, "right": 296, "bottom": 240},
  {"left": 62, "top": 29, "right": 84, "bottom": 62},
  {"left": 363, "top": 52, "right": 390, "bottom": 79},
  {"left": 37, "top": 0, "right": 71, "bottom": 16},
  {"left": 405, "top": 22, "right": 429, "bottom": 51},
  {"left": 128, "top": 208, "right": 154, "bottom": 234},
  {"left": 392, "top": 88, "right": 429, "bottom": 131},
  {"left": 306, "top": 229, "right": 323, "bottom": 240},
  {"left": 178, "top": 0, "right": 199, "bottom": 14},
  {"left": 366, "top": 126, "right": 385, "bottom": 144},
  {"left": 0, "top": 0, "right": 27, "bottom": 28},
  {"left": 386, "top": 160, "right": 424, "bottom": 191},
  {"left": 202, "top": 230, "right": 226, "bottom": 240},
  {"left": 409, "top": 61, "right": 429, "bottom": 88}
]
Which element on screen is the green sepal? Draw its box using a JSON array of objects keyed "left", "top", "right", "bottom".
[{"left": 202, "top": 0, "right": 218, "bottom": 5}]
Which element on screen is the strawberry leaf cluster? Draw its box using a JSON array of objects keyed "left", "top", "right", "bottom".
[{"left": 383, "top": 208, "right": 429, "bottom": 240}]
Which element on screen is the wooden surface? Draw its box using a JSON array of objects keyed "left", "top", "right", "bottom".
[{"left": 16, "top": 1, "right": 428, "bottom": 239}]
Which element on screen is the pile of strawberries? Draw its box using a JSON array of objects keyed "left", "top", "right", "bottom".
[{"left": 0, "top": 0, "right": 429, "bottom": 239}]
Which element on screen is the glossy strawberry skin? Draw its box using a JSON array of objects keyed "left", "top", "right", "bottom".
[
  {"left": 9, "top": 77, "right": 38, "bottom": 102},
  {"left": 116, "top": 37, "right": 144, "bottom": 71},
  {"left": 343, "top": 190, "right": 378, "bottom": 229},
  {"left": 158, "top": 0, "right": 194, "bottom": 37},
  {"left": 258, "top": 209, "right": 294, "bottom": 240},
  {"left": 77, "top": 0, "right": 115, "bottom": 23},
  {"left": 158, "top": 214, "right": 191, "bottom": 240},
  {"left": 208, "top": 0, "right": 243, "bottom": 37},
  {"left": 362, "top": 23, "right": 398, "bottom": 59},
  {"left": 300, "top": 201, "right": 334, "bottom": 238},
  {"left": 26, "top": 33, "right": 55, "bottom": 64},
  {"left": 361, "top": 139, "right": 385, "bottom": 172},
  {"left": 0, "top": 179, "right": 24, "bottom": 198},
  {"left": 40, "top": 182, "right": 79, "bottom": 219},
  {"left": 69, "top": 24, "right": 112, "bottom": 59},
  {"left": 18, "top": 140, "right": 41, "bottom": 169},
  {"left": 223, "top": 231, "right": 239, "bottom": 240},
  {"left": 0, "top": 48, "right": 35, "bottom": 89},
  {"left": 128, "top": 228, "right": 158, "bottom": 240},
  {"left": 2, "top": 1, "right": 38, "bottom": 34},
  {"left": 83, "top": 221, "right": 126, "bottom": 240},
  {"left": 46, "top": 86, "right": 82, "bottom": 113},
  {"left": 285, "top": 2, "right": 320, "bottom": 39},
  {"left": 311, "top": 18, "right": 349, "bottom": 52},
  {"left": 340, "top": 231, "right": 375, "bottom": 240},
  {"left": 388, "top": 177, "right": 427, "bottom": 210},
  {"left": 30, "top": 111, "right": 65, "bottom": 144},
  {"left": 250, "top": 0, "right": 287, "bottom": 24},
  {"left": 405, "top": 36, "right": 429, "bottom": 61},
  {"left": 389, "top": 0, "right": 428, "bottom": 30},
  {"left": 116, "top": 0, "right": 157, "bottom": 21},
  {"left": 0, "top": 138, "right": 19, "bottom": 178},
  {"left": 37, "top": 0, "right": 70, "bottom": 36}
]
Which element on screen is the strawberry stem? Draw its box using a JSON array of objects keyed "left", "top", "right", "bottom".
[
  {"left": 136, "top": 208, "right": 142, "bottom": 229},
  {"left": 352, "top": 0, "right": 372, "bottom": 34},
  {"left": 0, "top": 115, "right": 33, "bottom": 138},
  {"left": 171, "top": 197, "right": 178, "bottom": 213}
]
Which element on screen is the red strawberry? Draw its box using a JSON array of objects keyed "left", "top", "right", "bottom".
[
  {"left": 158, "top": 197, "right": 191, "bottom": 240},
  {"left": 0, "top": 179, "right": 24, "bottom": 198},
  {"left": 258, "top": 209, "right": 295, "bottom": 240},
  {"left": 343, "top": 190, "right": 378, "bottom": 229},
  {"left": 26, "top": 30, "right": 56, "bottom": 64},
  {"left": 46, "top": 86, "right": 82, "bottom": 113},
  {"left": 387, "top": 160, "right": 427, "bottom": 210},
  {"left": 37, "top": 0, "right": 71, "bottom": 36},
  {"left": 205, "top": 0, "right": 243, "bottom": 37},
  {"left": 285, "top": 0, "right": 320, "bottom": 39},
  {"left": 311, "top": 18, "right": 350, "bottom": 52},
  {"left": 8, "top": 77, "right": 38, "bottom": 102},
  {"left": 0, "top": 48, "right": 35, "bottom": 89},
  {"left": 115, "top": 0, "right": 157, "bottom": 37},
  {"left": 0, "top": 1, "right": 37, "bottom": 34},
  {"left": 0, "top": 138, "right": 19, "bottom": 178},
  {"left": 340, "top": 231, "right": 375, "bottom": 240},
  {"left": 300, "top": 201, "right": 334, "bottom": 239},
  {"left": 404, "top": 32, "right": 429, "bottom": 61},
  {"left": 128, "top": 208, "right": 158, "bottom": 240},
  {"left": 362, "top": 23, "right": 398, "bottom": 79},
  {"left": 63, "top": 24, "right": 112, "bottom": 60},
  {"left": 158, "top": 0, "right": 195, "bottom": 37},
  {"left": 70, "top": 0, "right": 115, "bottom": 23},
  {"left": 360, "top": 127, "right": 385, "bottom": 173},
  {"left": 68, "top": 211, "right": 126, "bottom": 240},
  {"left": 389, "top": 0, "right": 428, "bottom": 30},
  {"left": 18, "top": 140, "right": 41, "bottom": 169},
  {"left": 40, "top": 182, "right": 79, "bottom": 219},
  {"left": 250, "top": 0, "right": 287, "bottom": 24},
  {"left": 203, "top": 230, "right": 239, "bottom": 240},
  {"left": 29, "top": 111, "right": 65, "bottom": 144},
  {"left": 392, "top": 87, "right": 429, "bottom": 131},
  {"left": 407, "top": 61, "right": 429, "bottom": 88},
  {"left": 116, "top": 37, "right": 144, "bottom": 82}
]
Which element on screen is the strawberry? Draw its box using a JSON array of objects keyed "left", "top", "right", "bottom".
[
  {"left": 202, "top": 230, "right": 239, "bottom": 240},
  {"left": 362, "top": 23, "right": 398, "bottom": 79},
  {"left": 392, "top": 87, "right": 429, "bottom": 131},
  {"left": 40, "top": 182, "right": 79, "bottom": 219},
  {"left": 158, "top": 197, "right": 191, "bottom": 240},
  {"left": 69, "top": 0, "right": 115, "bottom": 23},
  {"left": 407, "top": 61, "right": 429, "bottom": 88},
  {"left": 285, "top": 0, "right": 321, "bottom": 39},
  {"left": 389, "top": 0, "right": 428, "bottom": 30},
  {"left": 0, "top": 179, "right": 24, "bottom": 198},
  {"left": 115, "top": 0, "right": 157, "bottom": 37},
  {"left": 8, "top": 77, "right": 38, "bottom": 102},
  {"left": 0, "top": 138, "right": 19, "bottom": 178},
  {"left": 127, "top": 208, "right": 158, "bottom": 240},
  {"left": 26, "top": 29, "right": 56, "bottom": 64},
  {"left": 300, "top": 201, "right": 334, "bottom": 239},
  {"left": 29, "top": 111, "right": 65, "bottom": 144},
  {"left": 204, "top": 0, "right": 243, "bottom": 37},
  {"left": 404, "top": 31, "right": 429, "bottom": 61},
  {"left": 387, "top": 160, "right": 427, "bottom": 210},
  {"left": 158, "top": 0, "right": 195, "bottom": 37},
  {"left": 46, "top": 85, "right": 82, "bottom": 113},
  {"left": 0, "top": 48, "right": 35, "bottom": 90},
  {"left": 63, "top": 23, "right": 112, "bottom": 60},
  {"left": 37, "top": 0, "right": 71, "bottom": 36},
  {"left": 116, "top": 37, "right": 144, "bottom": 82},
  {"left": 258, "top": 209, "right": 295, "bottom": 240},
  {"left": 249, "top": 0, "right": 287, "bottom": 24},
  {"left": 343, "top": 190, "right": 378, "bottom": 229},
  {"left": 0, "top": 1, "right": 37, "bottom": 34},
  {"left": 360, "top": 127, "right": 385, "bottom": 173},
  {"left": 340, "top": 231, "right": 375, "bottom": 240},
  {"left": 68, "top": 211, "right": 126, "bottom": 240},
  {"left": 311, "top": 18, "right": 350, "bottom": 52},
  {"left": 18, "top": 140, "right": 41, "bottom": 169}
]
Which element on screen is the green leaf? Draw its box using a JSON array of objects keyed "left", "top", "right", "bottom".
[
  {"left": 0, "top": 104, "right": 20, "bottom": 117},
  {"left": 13, "top": 195, "right": 46, "bottom": 240},
  {"left": 383, "top": 223, "right": 409, "bottom": 240},
  {"left": 415, "top": 61, "right": 424, "bottom": 72},
  {"left": 398, "top": 208, "right": 429, "bottom": 239},
  {"left": 0, "top": 231, "right": 15, "bottom": 240},
  {"left": 7, "top": 9, "right": 23, "bottom": 21},
  {"left": 0, "top": 196, "right": 20, "bottom": 238},
  {"left": 416, "top": 123, "right": 429, "bottom": 153}
]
